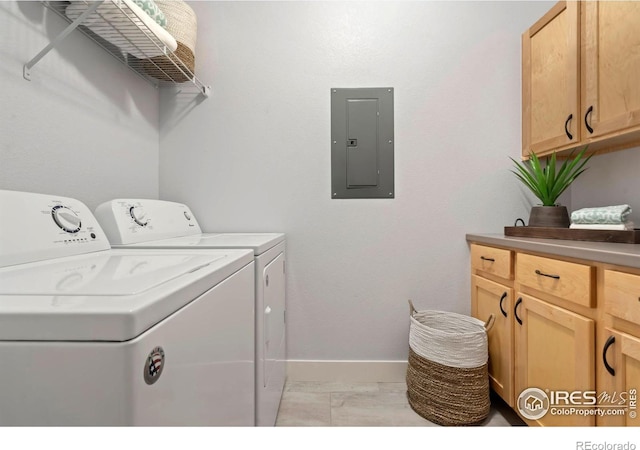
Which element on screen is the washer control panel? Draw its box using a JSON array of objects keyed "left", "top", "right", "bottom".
[
  {"left": 0, "top": 190, "right": 110, "bottom": 268},
  {"left": 52, "top": 205, "right": 82, "bottom": 233},
  {"left": 94, "top": 199, "right": 202, "bottom": 245}
]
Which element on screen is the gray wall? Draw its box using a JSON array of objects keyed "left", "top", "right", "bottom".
[
  {"left": 570, "top": 147, "right": 640, "bottom": 225},
  {"left": 0, "top": 1, "right": 159, "bottom": 210},
  {"left": 159, "top": 1, "right": 553, "bottom": 361}
]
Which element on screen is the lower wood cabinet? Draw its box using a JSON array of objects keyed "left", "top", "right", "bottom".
[
  {"left": 471, "top": 275, "right": 514, "bottom": 406},
  {"left": 470, "top": 242, "right": 639, "bottom": 427},
  {"left": 514, "top": 293, "right": 595, "bottom": 426},
  {"left": 597, "top": 268, "right": 640, "bottom": 426},
  {"left": 598, "top": 329, "right": 640, "bottom": 426}
]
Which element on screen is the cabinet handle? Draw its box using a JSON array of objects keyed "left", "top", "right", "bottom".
[
  {"left": 499, "top": 292, "right": 508, "bottom": 318},
  {"left": 564, "top": 114, "right": 573, "bottom": 140},
  {"left": 585, "top": 106, "right": 594, "bottom": 134},
  {"left": 514, "top": 297, "right": 523, "bottom": 325},
  {"left": 484, "top": 314, "right": 496, "bottom": 332},
  {"left": 480, "top": 256, "right": 495, "bottom": 262},
  {"left": 603, "top": 335, "right": 616, "bottom": 376},
  {"left": 535, "top": 269, "right": 560, "bottom": 280}
]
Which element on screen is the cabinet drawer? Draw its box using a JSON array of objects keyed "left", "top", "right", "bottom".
[
  {"left": 604, "top": 270, "right": 640, "bottom": 325},
  {"left": 516, "top": 253, "right": 594, "bottom": 307},
  {"left": 470, "top": 244, "right": 513, "bottom": 280}
]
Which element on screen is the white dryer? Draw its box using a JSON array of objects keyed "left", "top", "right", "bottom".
[
  {"left": 0, "top": 190, "right": 255, "bottom": 426},
  {"left": 95, "top": 199, "right": 286, "bottom": 427}
]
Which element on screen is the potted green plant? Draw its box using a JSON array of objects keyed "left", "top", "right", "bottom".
[{"left": 510, "top": 146, "right": 592, "bottom": 228}]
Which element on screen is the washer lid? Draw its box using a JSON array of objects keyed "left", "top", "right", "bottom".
[
  {"left": 0, "top": 251, "right": 223, "bottom": 296},
  {"left": 115, "top": 233, "right": 285, "bottom": 255},
  {"left": 0, "top": 248, "right": 254, "bottom": 342}
]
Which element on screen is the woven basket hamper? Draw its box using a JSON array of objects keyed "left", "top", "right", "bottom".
[
  {"left": 142, "top": 0, "right": 197, "bottom": 82},
  {"left": 406, "top": 301, "right": 494, "bottom": 426}
]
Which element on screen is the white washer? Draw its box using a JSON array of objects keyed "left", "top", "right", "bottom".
[
  {"left": 95, "top": 199, "right": 286, "bottom": 427},
  {"left": 0, "top": 190, "right": 255, "bottom": 426}
]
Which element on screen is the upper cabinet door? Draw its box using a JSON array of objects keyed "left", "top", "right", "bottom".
[
  {"left": 582, "top": 1, "right": 640, "bottom": 140},
  {"left": 522, "top": 1, "right": 580, "bottom": 158}
]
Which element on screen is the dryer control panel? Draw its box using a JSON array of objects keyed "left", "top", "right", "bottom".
[
  {"left": 94, "top": 199, "right": 202, "bottom": 245},
  {"left": 0, "top": 190, "right": 110, "bottom": 268}
]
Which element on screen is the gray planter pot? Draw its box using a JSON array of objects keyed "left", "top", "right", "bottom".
[{"left": 528, "top": 206, "right": 570, "bottom": 228}]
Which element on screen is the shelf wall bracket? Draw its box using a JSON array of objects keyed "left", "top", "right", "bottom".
[{"left": 24, "top": 1, "right": 105, "bottom": 81}]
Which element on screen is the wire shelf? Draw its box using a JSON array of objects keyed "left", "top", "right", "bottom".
[{"left": 26, "top": 1, "right": 210, "bottom": 98}]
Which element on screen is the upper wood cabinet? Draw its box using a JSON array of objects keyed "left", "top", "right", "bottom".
[
  {"left": 522, "top": 1, "right": 640, "bottom": 158},
  {"left": 522, "top": 1, "right": 580, "bottom": 157},
  {"left": 582, "top": 1, "right": 640, "bottom": 140}
]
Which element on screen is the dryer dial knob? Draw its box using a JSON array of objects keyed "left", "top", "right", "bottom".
[
  {"left": 184, "top": 211, "right": 192, "bottom": 220},
  {"left": 52, "top": 205, "right": 82, "bottom": 233},
  {"left": 129, "top": 206, "right": 148, "bottom": 227}
]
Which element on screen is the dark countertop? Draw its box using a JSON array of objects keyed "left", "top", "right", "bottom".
[{"left": 466, "top": 233, "right": 640, "bottom": 269}]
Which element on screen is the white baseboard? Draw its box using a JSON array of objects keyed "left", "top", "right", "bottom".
[{"left": 286, "top": 360, "right": 408, "bottom": 383}]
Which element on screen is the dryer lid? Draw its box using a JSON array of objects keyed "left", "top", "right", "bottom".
[{"left": 116, "top": 233, "right": 285, "bottom": 255}]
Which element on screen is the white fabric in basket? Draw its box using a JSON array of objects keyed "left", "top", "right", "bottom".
[
  {"left": 409, "top": 310, "right": 488, "bottom": 369},
  {"left": 65, "top": 0, "right": 178, "bottom": 59}
]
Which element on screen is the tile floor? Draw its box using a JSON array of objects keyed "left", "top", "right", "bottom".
[{"left": 275, "top": 381, "right": 526, "bottom": 427}]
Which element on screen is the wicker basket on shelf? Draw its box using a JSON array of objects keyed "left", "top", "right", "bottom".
[{"left": 142, "top": 0, "right": 197, "bottom": 82}]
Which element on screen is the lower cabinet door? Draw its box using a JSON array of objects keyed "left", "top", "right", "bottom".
[
  {"left": 598, "top": 328, "right": 640, "bottom": 426},
  {"left": 514, "top": 293, "right": 595, "bottom": 426},
  {"left": 471, "top": 275, "right": 514, "bottom": 406}
]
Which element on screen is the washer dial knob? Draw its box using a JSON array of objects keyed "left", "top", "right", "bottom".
[
  {"left": 129, "top": 206, "right": 148, "bottom": 226},
  {"left": 52, "top": 205, "right": 81, "bottom": 233},
  {"left": 184, "top": 211, "right": 192, "bottom": 220}
]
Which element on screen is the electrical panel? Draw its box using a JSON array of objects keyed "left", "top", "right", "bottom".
[{"left": 331, "top": 88, "right": 394, "bottom": 199}]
